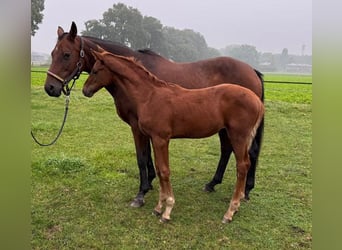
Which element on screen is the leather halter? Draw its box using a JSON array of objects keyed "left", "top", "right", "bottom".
[{"left": 47, "top": 37, "right": 85, "bottom": 95}]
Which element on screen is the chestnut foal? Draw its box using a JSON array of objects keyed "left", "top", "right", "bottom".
[{"left": 83, "top": 49, "right": 264, "bottom": 223}]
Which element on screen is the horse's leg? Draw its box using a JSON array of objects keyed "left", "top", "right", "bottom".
[
  {"left": 151, "top": 137, "right": 175, "bottom": 222},
  {"left": 204, "top": 129, "right": 232, "bottom": 192},
  {"left": 146, "top": 141, "right": 156, "bottom": 189},
  {"left": 245, "top": 118, "right": 264, "bottom": 200},
  {"left": 130, "top": 128, "right": 155, "bottom": 208}
]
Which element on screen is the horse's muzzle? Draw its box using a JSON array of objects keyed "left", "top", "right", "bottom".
[
  {"left": 44, "top": 82, "right": 62, "bottom": 97},
  {"left": 82, "top": 88, "right": 94, "bottom": 98}
]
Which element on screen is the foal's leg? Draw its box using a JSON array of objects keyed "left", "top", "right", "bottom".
[
  {"left": 130, "top": 128, "right": 156, "bottom": 207},
  {"left": 151, "top": 138, "right": 175, "bottom": 222},
  {"left": 222, "top": 143, "right": 250, "bottom": 223},
  {"left": 204, "top": 129, "right": 232, "bottom": 192}
]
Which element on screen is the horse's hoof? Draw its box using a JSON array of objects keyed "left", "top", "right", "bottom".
[
  {"left": 130, "top": 198, "right": 144, "bottom": 208},
  {"left": 203, "top": 183, "right": 215, "bottom": 192},
  {"left": 222, "top": 217, "right": 232, "bottom": 224},
  {"left": 244, "top": 194, "right": 250, "bottom": 201},
  {"left": 242, "top": 197, "right": 250, "bottom": 202},
  {"left": 152, "top": 210, "right": 162, "bottom": 217}
]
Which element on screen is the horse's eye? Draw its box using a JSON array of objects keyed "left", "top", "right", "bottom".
[
  {"left": 63, "top": 53, "right": 71, "bottom": 60},
  {"left": 91, "top": 70, "right": 97, "bottom": 75}
]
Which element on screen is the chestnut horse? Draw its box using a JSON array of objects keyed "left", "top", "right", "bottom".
[
  {"left": 44, "top": 22, "right": 264, "bottom": 207},
  {"left": 83, "top": 50, "right": 264, "bottom": 223}
]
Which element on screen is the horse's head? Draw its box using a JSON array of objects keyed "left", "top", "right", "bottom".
[
  {"left": 44, "top": 22, "right": 85, "bottom": 97},
  {"left": 83, "top": 49, "right": 111, "bottom": 97}
]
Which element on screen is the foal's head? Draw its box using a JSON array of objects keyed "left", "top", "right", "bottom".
[{"left": 82, "top": 49, "right": 112, "bottom": 97}]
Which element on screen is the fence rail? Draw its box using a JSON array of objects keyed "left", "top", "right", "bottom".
[
  {"left": 264, "top": 80, "right": 312, "bottom": 85},
  {"left": 31, "top": 70, "right": 312, "bottom": 85}
]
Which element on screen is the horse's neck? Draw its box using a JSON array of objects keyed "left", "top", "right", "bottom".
[
  {"left": 82, "top": 37, "right": 141, "bottom": 74},
  {"left": 82, "top": 36, "right": 175, "bottom": 76},
  {"left": 79, "top": 38, "right": 97, "bottom": 73}
]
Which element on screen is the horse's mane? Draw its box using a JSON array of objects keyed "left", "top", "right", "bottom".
[
  {"left": 102, "top": 51, "right": 170, "bottom": 87},
  {"left": 83, "top": 36, "right": 129, "bottom": 49},
  {"left": 84, "top": 36, "right": 164, "bottom": 59},
  {"left": 138, "top": 49, "right": 162, "bottom": 57}
]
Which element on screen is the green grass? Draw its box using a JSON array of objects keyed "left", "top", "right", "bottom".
[
  {"left": 31, "top": 72, "right": 312, "bottom": 249},
  {"left": 264, "top": 73, "right": 312, "bottom": 83}
]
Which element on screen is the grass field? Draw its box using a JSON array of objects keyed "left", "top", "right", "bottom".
[{"left": 31, "top": 70, "right": 312, "bottom": 249}]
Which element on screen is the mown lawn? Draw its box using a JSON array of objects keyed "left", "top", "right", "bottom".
[{"left": 31, "top": 71, "right": 312, "bottom": 249}]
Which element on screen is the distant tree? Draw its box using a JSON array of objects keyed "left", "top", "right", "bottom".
[
  {"left": 162, "top": 27, "right": 214, "bottom": 62},
  {"left": 142, "top": 16, "right": 166, "bottom": 53},
  {"left": 221, "top": 44, "right": 259, "bottom": 67},
  {"left": 259, "top": 52, "right": 277, "bottom": 72},
  {"left": 31, "top": 0, "right": 45, "bottom": 36},
  {"left": 206, "top": 47, "right": 221, "bottom": 59},
  {"left": 82, "top": 3, "right": 148, "bottom": 49},
  {"left": 84, "top": 20, "right": 107, "bottom": 39}
]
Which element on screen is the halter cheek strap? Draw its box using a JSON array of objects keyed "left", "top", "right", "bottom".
[
  {"left": 47, "top": 70, "right": 64, "bottom": 83},
  {"left": 47, "top": 37, "right": 85, "bottom": 95}
]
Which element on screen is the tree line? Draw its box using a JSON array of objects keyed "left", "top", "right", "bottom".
[{"left": 81, "top": 3, "right": 220, "bottom": 62}]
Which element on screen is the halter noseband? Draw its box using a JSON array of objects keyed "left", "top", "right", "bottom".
[{"left": 47, "top": 37, "right": 85, "bottom": 96}]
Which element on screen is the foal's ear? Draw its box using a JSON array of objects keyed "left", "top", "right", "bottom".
[
  {"left": 91, "top": 49, "right": 103, "bottom": 61},
  {"left": 57, "top": 26, "right": 64, "bottom": 38},
  {"left": 68, "top": 21, "right": 77, "bottom": 41},
  {"left": 96, "top": 45, "right": 106, "bottom": 53}
]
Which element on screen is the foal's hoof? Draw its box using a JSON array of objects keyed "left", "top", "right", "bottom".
[
  {"left": 130, "top": 198, "right": 145, "bottom": 208},
  {"left": 152, "top": 209, "right": 162, "bottom": 217},
  {"left": 203, "top": 183, "right": 215, "bottom": 192},
  {"left": 159, "top": 217, "right": 170, "bottom": 223},
  {"left": 222, "top": 217, "right": 232, "bottom": 224}
]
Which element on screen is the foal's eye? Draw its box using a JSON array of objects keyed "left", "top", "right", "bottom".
[{"left": 63, "top": 53, "right": 71, "bottom": 60}]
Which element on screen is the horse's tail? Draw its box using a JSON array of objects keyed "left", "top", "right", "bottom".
[
  {"left": 251, "top": 69, "right": 265, "bottom": 162},
  {"left": 254, "top": 69, "right": 264, "bottom": 102}
]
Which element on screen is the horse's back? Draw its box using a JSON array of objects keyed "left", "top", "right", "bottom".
[
  {"left": 195, "top": 57, "right": 263, "bottom": 97},
  {"left": 145, "top": 56, "right": 263, "bottom": 98}
]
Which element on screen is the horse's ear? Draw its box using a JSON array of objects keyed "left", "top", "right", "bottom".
[
  {"left": 69, "top": 21, "right": 77, "bottom": 41},
  {"left": 57, "top": 26, "right": 64, "bottom": 38}
]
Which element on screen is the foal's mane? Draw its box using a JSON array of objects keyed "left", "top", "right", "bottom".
[{"left": 102, "top": 51, "right": 170, "bottom": 87}]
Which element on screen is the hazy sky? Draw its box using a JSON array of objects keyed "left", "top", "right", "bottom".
[{"left": 31, "top": 0, "right": 312, "bottom": 55}]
